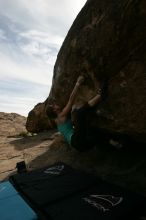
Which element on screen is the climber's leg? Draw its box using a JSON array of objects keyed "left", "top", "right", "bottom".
[{"left": 71, "top": 103, "right": 94, "bottom": 151}]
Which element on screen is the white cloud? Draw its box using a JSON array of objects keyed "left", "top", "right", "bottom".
[
  {"left": 0, "top": 0, "right": 87, "bottom": 116},
  {"left": 19, "top": 30, "right": 64, "bottom": 46},
  {"left": 0, "top": 44, "right": 54, "bottom": 85},
  {"left": 0, "top": 78, "right": 50, "bottom": 116},
  {"left": 0, "top": 0, "right": 86, "bottom": 35},
  {"left": 0, "top": 29, "right": 6, "bottom": 40},
  {"left": 19, "top": 29, "right": 62, "bottom": 64}
]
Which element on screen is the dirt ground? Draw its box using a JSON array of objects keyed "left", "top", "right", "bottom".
[{"left": 0, "top": 131, "right": 56, "bottom": 180}]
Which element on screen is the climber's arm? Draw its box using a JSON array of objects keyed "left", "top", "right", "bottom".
[{"left": 61, "top": 76, "right": 84, "bottom": 116}]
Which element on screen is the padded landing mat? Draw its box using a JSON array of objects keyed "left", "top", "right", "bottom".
[
  {"left": 0, "top": 181, "right": 38, "bottom": 220},
  {"left": 45, "top": 181, "right": 145, "bottom": 220},
  {"left": 10, "top": 162, "right": 146, "bottom": 220},
  {"left": 10, "top": 162, "right": 97, "bottom": 207}
]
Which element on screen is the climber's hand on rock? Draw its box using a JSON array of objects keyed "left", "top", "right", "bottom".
[{"left": 97, "top": 88, "right": 102, "bottom": 95}]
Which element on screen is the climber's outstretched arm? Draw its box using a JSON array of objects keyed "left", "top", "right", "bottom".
[{"left": 61, "top": 76, "right": 84, "bottom": 116}]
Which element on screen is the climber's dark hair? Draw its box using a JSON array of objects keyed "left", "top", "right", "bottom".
[{"left": 46, "top": 105, "right": 57, "bottom": 119}]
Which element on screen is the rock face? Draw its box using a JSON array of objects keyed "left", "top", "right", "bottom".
[
  {"left": 26, "top": 102, "right": 55, "bottom": 133},
  {"left": 26, "top": 0, "right": 146, "bottom": 142}
]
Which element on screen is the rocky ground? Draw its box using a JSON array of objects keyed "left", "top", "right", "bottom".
[
  {"left": 0, "top": 112, "right": 146, "bottom": 203},
  {"left": 0, "top": 112, "right": 57, "bottom": 180}
]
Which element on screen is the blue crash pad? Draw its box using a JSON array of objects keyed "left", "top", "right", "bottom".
[{"left": 0, "top": 181, "right": 37, "bottom": 220}]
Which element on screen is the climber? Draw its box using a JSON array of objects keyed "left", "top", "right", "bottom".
[{"left": 46, "top": 75, "right": 103, "bottom": 151}]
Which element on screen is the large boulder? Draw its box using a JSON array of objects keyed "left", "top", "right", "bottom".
[
  {"left": 26, "top": 0, "right": 146, "bottom": 142},
  {"left": 26, "top": 102, "right": 55, "bottom": 132}
]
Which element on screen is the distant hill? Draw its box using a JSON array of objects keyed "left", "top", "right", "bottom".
[{"left": 0, "top": 112, "right": 27, "bottom": 137}]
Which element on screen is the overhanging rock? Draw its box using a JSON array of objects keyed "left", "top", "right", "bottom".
[{"left": 26, "top": 0, "right": 146, "bottom": 142}]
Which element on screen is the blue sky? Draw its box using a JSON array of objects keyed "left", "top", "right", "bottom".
[{"left": 0, "top": 0, "right": 86, "bottom": 116}]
